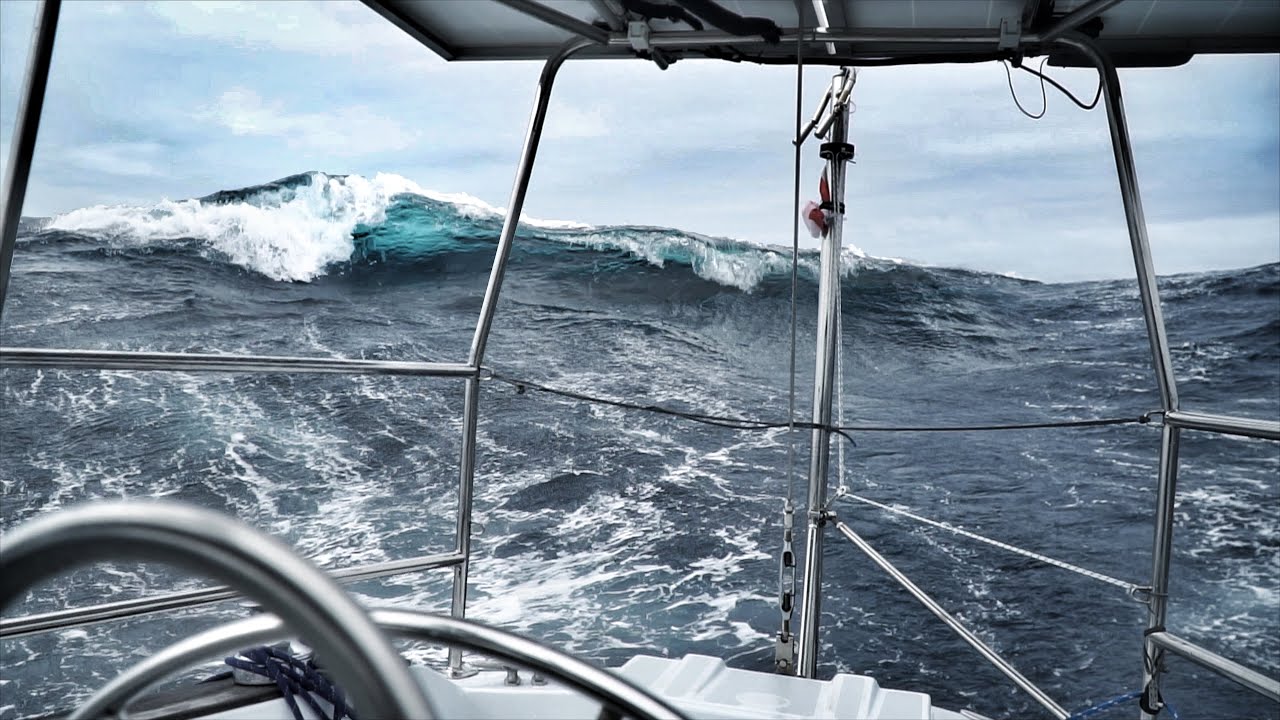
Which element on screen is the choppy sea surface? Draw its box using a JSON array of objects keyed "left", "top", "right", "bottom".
[{"left": 1, "top": 172, "right": 1276, "bottom": 719}]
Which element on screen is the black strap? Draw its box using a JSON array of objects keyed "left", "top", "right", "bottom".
[
  {"left": 619, "top": 0, "right": 704, "bottom": 30},
  {"left": 674, "top": 0, "right": 782, "bottom": 43}
]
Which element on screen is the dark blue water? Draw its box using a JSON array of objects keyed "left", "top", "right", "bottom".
[{"left": 1, "top": 172, "right": 1276, "bottom": 719}]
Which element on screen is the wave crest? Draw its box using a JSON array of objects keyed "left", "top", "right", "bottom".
[
  {"left": 44, "top": 171, "right": 884, "bottom": 290},
  {"left": 47, "top": 172, "right": 587, "bottom": 282}
]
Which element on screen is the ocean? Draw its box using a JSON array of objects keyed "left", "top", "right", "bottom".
[{"left": 1, "top": 171, "right": 1276, "bottom": 719}]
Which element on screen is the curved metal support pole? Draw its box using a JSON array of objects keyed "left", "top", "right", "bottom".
[
  {"left": 79, "top": 609, "right": 686, "bottom": 720},
  {"left": 1, "top": 550, "right": 465, "bottom": 640},
  {"left": 1053, "top": 32, "right": 1178, "bottom": 413},
  {"left": 0, "top": 0, "right": 60, "bottom": 326},
  {"left": 451, "top": 37, "right": 594, "bottom": 676},
  {"left": 835, "top": 522, "right": 1069, "bottom": 719},
  {"left": 0, "top": 502, "right": 435, "bottom": 719},
  {"left": 1052, "top": 33, "right": 1183, "bottom": 720},
  {"left": 468, "top": 36, "right": 594, "bottom": 367}
]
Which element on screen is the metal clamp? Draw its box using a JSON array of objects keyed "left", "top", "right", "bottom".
[
  {"left": 998, "top": 17, "right": 1022, "bottom": 51},
  {"left": 627, "top": 20, "right": 651, "bottom": 53}
]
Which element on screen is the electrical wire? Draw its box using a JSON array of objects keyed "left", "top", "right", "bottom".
[
  {"left": 1020, "top": 62, "right": 1102, "bottom": 110},
  {"left": 1005, "top": 56, "right": 1103, "bottom": 118},
  {"left": 1004, "top": 56, "right": 1048, "bottom": 119}
]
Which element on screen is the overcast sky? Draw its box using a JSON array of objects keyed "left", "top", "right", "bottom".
[{"left": 1, "top": 0, "right": 1277, "bottom": 282}]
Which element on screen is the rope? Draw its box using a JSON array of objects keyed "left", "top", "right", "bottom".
[
  {"left": 1067, "top": 690, "right": 1142, "bottom": 719},
  {"left": 225, "top": 646, "right": 353, "bottom": 720},
  {"left": 836, "top": 491, "right": 1142, "bottom": 593}
]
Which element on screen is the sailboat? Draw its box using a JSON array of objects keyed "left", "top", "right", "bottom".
[{"left": 2, "top": 1, "right": 1277, "bottom": 718}]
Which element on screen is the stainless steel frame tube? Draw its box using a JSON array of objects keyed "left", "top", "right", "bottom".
[
  {"left": 449, "top": 375, "right": 481, "bottom": 674},
  {"left": 0, "top": 347, "right": 477, "bottom": 377},
  {"left": 1146, "top": 631, "right": 1280, "bottom": 703},
  {"left": 796, "top": 74, "right": 850, "bottom": 679},
  {"left": 1054, "top": 34, "right": 1179, "bottom": 413},
  {"left": 1053, "top": 33, "right": 1184, "bottom": 719},
  {"left": 1164, "top": 410, "right": 1280, "bottom": 441},
  {"left": 0, "top": 0, "right": 60, "bottom": 325},
  {"left": 450, "top": 38, "right": 593, "bottom": 674},
  {"left": 835, "top": 521, "right": 1069, "bottom": 719},
  {"left": 1143, "top": 423, "right": 1181, "bottom": 712},
  {"left": 0, "top": 550, "right": 465, "bottom": 640},
  {"left": 468, "top": 37, "right": 595, "bottom": 367}
]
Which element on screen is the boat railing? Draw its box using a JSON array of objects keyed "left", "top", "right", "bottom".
[
  {"left": 794, "top": 29, "right": 1280, "bottom": 717},
  {"left": 0, "top": 10, "right": 589, "bottom": 683}
]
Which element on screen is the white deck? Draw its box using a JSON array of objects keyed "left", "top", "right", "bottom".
[{"left": 196, "top": 654, "right": 970, "bottom": 719}]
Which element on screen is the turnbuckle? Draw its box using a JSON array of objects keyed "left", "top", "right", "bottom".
[{"left": 775, "top": 500, "right": 797, "bottom": 674}]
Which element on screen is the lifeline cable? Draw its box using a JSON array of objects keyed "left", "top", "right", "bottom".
[{"left": 485, "top": 372, "right": 1150, "bottom": 438}]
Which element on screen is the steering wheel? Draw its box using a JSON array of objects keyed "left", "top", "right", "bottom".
[
  {"left": 73, "top": 608, "right": 688, "bottom": 719},
  {"left": 1, "top": 502, "right": 688, "bottom": 719},
  {"left": 0, "top": 501, "right": 433, "bottom": 719}
]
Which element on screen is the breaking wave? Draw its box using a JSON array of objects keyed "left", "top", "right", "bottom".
[{"left": 42, "top": 171, "right": 865, "bottom": 290}]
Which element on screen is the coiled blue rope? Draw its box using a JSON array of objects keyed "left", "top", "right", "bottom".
[
  {"left": 224, "top": 645, "right": 354, "bottom": 720},
  {"left": 1067, "top": 690, "right": 1142, "bottom": 719},
  {"left": 1068, "top": 689, "right": 1181, "bottom": 720}
]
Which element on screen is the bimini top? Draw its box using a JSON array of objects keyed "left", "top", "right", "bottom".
[{"left": 363, "top": 0, "right": 1280, "bottom": 67}]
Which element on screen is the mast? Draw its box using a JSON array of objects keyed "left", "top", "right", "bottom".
[{"left": 795, "top": 70, "right": 856, "bottom": 679}]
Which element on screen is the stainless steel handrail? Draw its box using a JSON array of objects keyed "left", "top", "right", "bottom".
[
  {"left": 0, "top": 501, "right": 435, "bottom": 719},
  {"left": 0, "top": 347, "right": 478, "bottom": 378},
  {"left": 1164, "top": 410, "right": 1280, "bottom": 441},
  {"left": 0, "top": 550, "right": 464, "bottom": 639},
  {"left": 1146, "top": 631, "right": 1280, "bottom": 703},
  {"left": 77, "top": 609, "right": 687, "bottom": 720}
]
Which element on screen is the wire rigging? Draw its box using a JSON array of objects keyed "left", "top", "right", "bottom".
[
  {"left": 834, "top": 491, "right": 1143, "bottom": 592},
  {"left": 787, "top": 4, "right": 805, "bottom": 506}
]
